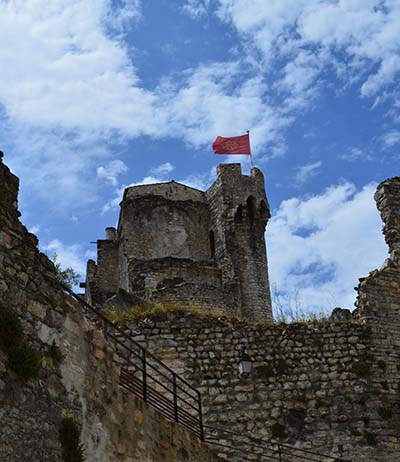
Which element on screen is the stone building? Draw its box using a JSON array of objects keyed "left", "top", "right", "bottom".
[{"left": 85, "top": 163, "right": 273, "bottom": 320}]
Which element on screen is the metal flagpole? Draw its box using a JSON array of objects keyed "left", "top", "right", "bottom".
[{"left": 247, "top": 130, "right": 254, "bottom": 168}]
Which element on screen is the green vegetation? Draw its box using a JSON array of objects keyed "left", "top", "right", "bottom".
[
  {"left": 47, "top": 340, "right": 64, "bottom": 364},
  {"left": 0, "top": 304, "right": 23, "bottom": 352},
  {"left": 364, "top": 431, "right": 378, "bottom": 446},
  {"left": 378, "top": 407, "right": 393, "bottom": 420},
  {"left": 104, "top": 302, "right": 232, "bottom": 325},
  {"left": 7, "top": 343, "right": 42, "bottom": 382},
  {"left": 271, "top": 283, "right": 328, "bottom": 324},
  {"left": 352, "top": 361, "right": 372, "bottom": 379},
  {"left": 59, "top": 417, "right": 85, "bottom": 462},
  {"left": 0, "top": 303, "right": 43, "bottom": 382},
  {"left": 52, "top": 253, "right": 80, "bottom": 289},
  {"left": 271, "top": 422, "right": 287, "bottom": 440}
]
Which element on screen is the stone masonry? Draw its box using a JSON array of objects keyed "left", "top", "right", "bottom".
[
  {"left": 85, "top": 163, "right": 273, "bottom": 321},
  {"left": 117, "top": 175, "right": 400, "bottom": 462},
  {"left": 0, "top": 153, "right": 222, "bottom": 462}
]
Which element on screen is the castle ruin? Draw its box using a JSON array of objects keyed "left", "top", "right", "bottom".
[{"left": 85, "top": 163, "right": 273, "bottom": 320}]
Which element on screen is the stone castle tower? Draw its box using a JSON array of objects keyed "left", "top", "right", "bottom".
[{"left": 85, "top": 163, "right": 272, "bottom": 320}]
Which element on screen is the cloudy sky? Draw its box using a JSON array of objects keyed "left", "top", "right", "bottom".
[{"left": 1, "top": 0, "right": 399, "bottom": 315}]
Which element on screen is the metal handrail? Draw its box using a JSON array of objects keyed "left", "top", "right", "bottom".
[
  {"left": 60, "top": 284, "right": 204, "bottom": 441},
  {"left": 59, "top": 283, "right": 351, "bottom": 460},
  {"left": 205, "top": 425, "right": 351, "bottom": 462}
]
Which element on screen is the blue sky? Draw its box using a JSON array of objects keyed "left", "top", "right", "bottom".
[{"left": 1, "top": 0, "right": 399, "bottom": 314}]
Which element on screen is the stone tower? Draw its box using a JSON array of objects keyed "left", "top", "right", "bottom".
[{"left": 85, "top": 163, "right": 273, "bottom": 320}]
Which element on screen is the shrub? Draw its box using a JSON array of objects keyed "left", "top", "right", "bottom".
[
  {"left": 0, "top": 304, "right": 23, "bottom": 352},
  {"left": 352, "top": 361, "right": 372, "bottom": 379},
  {"left": 271, "top": 422, "right": 287, "bottom": 440},
  {"left": 47, "top": 340, "right": 64, "bottom": 364},
  {"left": 364, "top": 431, "right": 377, "bottom": 446},
  {"left": 51, "top": 253, "right": 80, "bottom": 289},
  {"left": 378, "top": 407, "right": 393, "bottom": 420},
  {"left": 7, "top": 342, "right": 42, "bottom": 382},
  {"left": 59, "top": 418, "right": 85, "bottom": 462}
]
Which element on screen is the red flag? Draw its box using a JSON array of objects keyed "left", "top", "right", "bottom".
[{"left": 212, "top": 133, "right": 251, "bottom": 155}]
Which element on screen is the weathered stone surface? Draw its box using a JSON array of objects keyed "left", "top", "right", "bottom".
[
  {"left": 86, "top": 163, "right": 273, "bottom": 321},
  {"left": 0, "top": 154, "right": 222, "bottom": 462}
]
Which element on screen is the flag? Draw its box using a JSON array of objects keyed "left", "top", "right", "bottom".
[{"left": 212, "top": 133, "right": 251, "bottom": 155}]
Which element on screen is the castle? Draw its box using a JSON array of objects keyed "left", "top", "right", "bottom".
[
  {"left": 85, "top": 163, "right": 273, "bottom": 320},
  {"left": 2, "top": 150, "right": 400, "bottom": 462}
]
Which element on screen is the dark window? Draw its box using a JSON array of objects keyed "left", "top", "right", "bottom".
[
  {"left": 260, "top": 200, "right": 269, "bottom": 220},
  {"left": 209, "top": 230, "right": 216, "bottom": 258},
  {"left": 247, "top": 196, "right": 256, "bottom": 224},
  {"left": 234, "top": 205, "right": 243, "bottom": 223}
]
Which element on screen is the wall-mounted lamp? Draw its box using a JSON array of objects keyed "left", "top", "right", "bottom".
[{"left": 238, "top": 345, "right": 252, "bottom": 378}]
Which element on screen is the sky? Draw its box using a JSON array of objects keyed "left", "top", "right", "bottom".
[{"left": 1, "top": 0, "right": 399, "bottom": 315}]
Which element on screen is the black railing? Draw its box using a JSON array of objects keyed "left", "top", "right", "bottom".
[
  {"left": 61, "top": 285, "right": 204, "bottom": 441},
  {"left": 61, "top": 284, "right": 351, "bottom": 461},
  {"left": 205, "top": 425, "right": 351, "bottom": 462}
]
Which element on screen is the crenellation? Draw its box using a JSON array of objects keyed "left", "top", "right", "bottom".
[
  {"left": 2, "top": 152, "right": 400, "bottom": 461},
  {"left": 87, "top": 163, "right": 273, "bottom": 320}
]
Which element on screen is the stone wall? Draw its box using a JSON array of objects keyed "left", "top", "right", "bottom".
[
  {"left": 118, "top": 175, "right": 400, "bottom": 462},
  {"left": 88, "top": 163, "right": 273, "bottom": 321},
  {"left": 0, "top": 153, "right": 221, "bottom": 462}
]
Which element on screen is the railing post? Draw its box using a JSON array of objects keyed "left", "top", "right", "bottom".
[
  {"left": 278, "top": 444, "right": 282, "bottom": 462},
  {"left": 197, "top": 390, "right": 205, "bottom": 442},
  {"left": 141, "top": 348, "right": 147, "bottom": 403},
  {"left": 172, "top": 373, "right": 178, "bottom": 423}
]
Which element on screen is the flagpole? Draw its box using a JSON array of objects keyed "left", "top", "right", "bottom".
[{"left": 247, "top": 130, "right": 254, "bottom": 168}]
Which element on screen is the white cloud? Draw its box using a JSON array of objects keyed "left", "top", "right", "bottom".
[
  {"left": 294, "top": 161, "right": 322, "bottom": 186},
  {"left": 382, "top": 130, "right": 400, "bottom": 149},
  {"left": 267, "top": 181, "right": 388, "bottom": 313},
  {"left": 182, "top": 0, "right": 211, "bottom": 18},
  {"left": 97, "top": 160, "right": 128, "bottom": 186},
  {"left": 42, "top": 239, "right": 87, "bottom": 277},
  {"left": 214, "top": 0, "right": 400, "bottom": 102},
  {"left": 158, "top": 62, "right": 290, "bottom": 154},
  {"left": 150, "top": 162, "right": 175, "bottom": 176}
]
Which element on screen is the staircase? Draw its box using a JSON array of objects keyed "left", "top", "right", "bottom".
[{"left": 64, "top": 285, "right": 350, "bottom": 462}]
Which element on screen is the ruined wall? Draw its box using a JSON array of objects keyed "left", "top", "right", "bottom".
[
  {"left": 119, "top": 184, "right": 211, "bottom": 262},
  {"left": 119, "top": 176, "right": 400, "bottom": 462},
  {"left": 89, "top": 164, "right": 273, "bottom": 320},
  {"left": 127, "top": 257, "right": 226, "bottom": 310},
  {"left": 123, "top": 311, "right": 399, "bottom": 462},
  {"left": 0, "top": 154, "right": 221, "bottom": 462}
]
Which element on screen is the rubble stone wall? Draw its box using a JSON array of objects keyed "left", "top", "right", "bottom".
[{"left": 0, "top": 154, "right": 221, "bottom": 462}]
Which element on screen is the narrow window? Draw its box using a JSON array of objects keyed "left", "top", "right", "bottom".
[
  {"left": 209, "top": 230, "right": 216, "bottom": 258},
  {"left": 260, "top": 200, "right": 270, "bottom": 220},
  {"left": 234, "top": 205, "right": 243, "bottom": 224},
  {"left": 247, "top": 196, "right": 256, "bottom": 224}
]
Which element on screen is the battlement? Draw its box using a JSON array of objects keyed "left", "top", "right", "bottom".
[{"left": 87, "top": 163, "right": 273, "bottom": 320}]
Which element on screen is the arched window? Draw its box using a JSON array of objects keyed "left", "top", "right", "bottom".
[
  {"left": 246, "top": 196, "right": 256, "bottom": 224},
  {"left": 209, "top": 230, "right": 216, "bottom": 258}
]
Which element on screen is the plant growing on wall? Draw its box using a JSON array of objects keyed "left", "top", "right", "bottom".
[
  {"left": 7, "top": 343, "right": 42, "bottom": 382},
  {"left": 0, "top": 304, "right": 23, "bottom": 352},
  {"left": 51, "top": 253, "right": 80, "bottom": 289},
  {"left": 59, "top": 417, "right": 85, "bottom": 462},
  {"left": 0, "top": 303, "right": 42, "bottom": 382}
]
